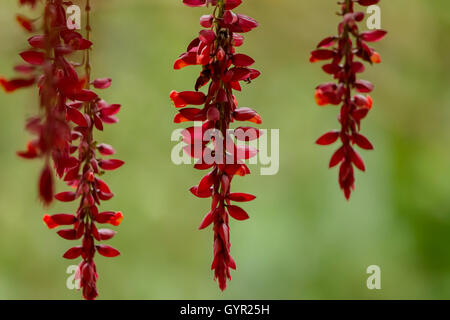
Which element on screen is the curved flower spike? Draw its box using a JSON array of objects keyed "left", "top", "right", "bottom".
[
  {"left": 171, "top": 0, "right": 260, "bottom": 291},
  {"left": 311, "top": 0, "right": 386, "bottom": 199}
]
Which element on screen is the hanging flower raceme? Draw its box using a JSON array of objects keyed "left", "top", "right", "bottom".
[
  {"left": 40, "top": 0, "right": 124, "bottom": 300},
  {"left": 1, "top": 0, "right": 95, "bottom": 205},
  {"left": 171, "top": 0, "right": 260, "bottom": 291},
  {"left": 310, "top": 0, "right": 386, "bottom": 199},
  {"left": 1, "top": 1, "right": 122, "bottom": 300}
]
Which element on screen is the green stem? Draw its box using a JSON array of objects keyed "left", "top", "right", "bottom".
[{"left": 85, "top": 0, "right": 91, "bottom": 89}]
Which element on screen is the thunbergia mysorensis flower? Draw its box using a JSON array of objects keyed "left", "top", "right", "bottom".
[
  {"left": 1, "top": 0, "right": 95, "bottom": 205},
  {"left": 1, "top": 0, "right": 62, "bottom": 204},
  {"left": 171, "top": 0, "right": 260, "bottom": 291},
  {"left": 310, "top": 0, "right": 386, "bottom": 200},
  {"left": 1, "top": 0, "right": 123, "bottom": 300},
  {"left": 43, "top": 0, "right": 123, "bottom": 300}
]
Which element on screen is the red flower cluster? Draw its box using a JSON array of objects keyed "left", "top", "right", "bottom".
[
  {"left": 1, "top": 0, "right": 94, "bottom": 205},
  {"left": 2, "top": 0, "right": 123, "bottom": 300},
  {"left": 310, "top": 0, "right": 386, "bottom": 199},
  {"left": 171, "top": 0, "right": 260, "bottom": 290}
]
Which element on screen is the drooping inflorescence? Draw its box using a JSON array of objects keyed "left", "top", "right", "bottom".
[
  {"left": 1, "top": 0, "right": 123, "bottom": 300},
  {"left": 42, "top": 0, "right": 124, "bottom": 300},
  {"left": 171, "top": 0, "right": 260, "bottom": 290},
  {"left": 310, "top": 0, "right": 386, "bottom": 200},
  {"left": 1, "top": 0, "right": 68, "bottom": 205}
]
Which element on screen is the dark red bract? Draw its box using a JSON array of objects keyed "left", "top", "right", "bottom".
[
  {"left": 171, "top": 0, "right": 260, "bottom": 291},
  {"left": 311, "top": 0, "right": 386, "bottom": 200}
]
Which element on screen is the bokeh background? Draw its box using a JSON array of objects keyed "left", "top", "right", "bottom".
[{"left": 0, "top": 0, "right": 449, "bottom": 299}]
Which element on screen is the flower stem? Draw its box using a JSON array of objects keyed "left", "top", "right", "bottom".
[{"left": 85, "top": 0, "right": 91, "bottom": 89}]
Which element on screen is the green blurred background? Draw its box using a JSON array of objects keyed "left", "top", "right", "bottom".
[{"left": 0, "top": 0, "right": 450, "bottom": 299}]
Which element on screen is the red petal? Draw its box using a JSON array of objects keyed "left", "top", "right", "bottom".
[
  {"left": 28, "top": 35, "right": 46, "bottom": 49},
  {"left": 230, "top": 67, "right": 252, "bottom": 82},
  {"left": 316, "top": 131, "right": 340, "bottom": 146},
  {"left": 109, "top": 211, "right": 123, "bottom": 226},
  {"left": 352, "top": 108, "right": 369, "bottom": 121},
  {"left": 225, "top": 0, "right": 242, "bottom": 10},
  {"left": 232, "top": 34, "right": 244, "bottom": 47},
  {"left": 190, "top": 186, "right": 212, "bottom": 198},
  {"left": 39, "top": 165, "right": 54, "bottom": 205},
  {"left": 310, "top": 50, "right": 335, "bottom": 62},
  {"left": 55, "top": 191, "right": 78, "bottom": 202},
  {"left": 199, "top": 211, "right": 214, "bottom": 230},
  {"left": 94, "top": 114, "right": 103, "bottom": 131},
  {"left": 233, "top": 107, "right": 262, "bottom": 124},
  {"left": 194, "top": 161, "right": 214, "bottom": 170},
  {"left": 98, "top": 229, "right": 116, "bottom": 240},
  {"left": 329, "top": 147, "right": 345, "bottom": 168},
  {"left": 57, "top": 229, "right": 78, "bottom": 240},
  {"left": 370, "top": 52, "right": 381, "bottom": 64},
  {"left": 227, "top": 205, "right": 250, "bottom": 221},
  {"left": 95, "top": 211, "right": 123, "bottom": 226},
  {"left": 358, "top": 0, "right": 380, "bottom": 5},
  {"left": 360, "top": 30, "right": 387, "bottom": 42},
  {"left": 173, "top": 52, "right": 198, "bottom": 70},
  {"left": 355, "top": 80, "right": 374, "bottom": 93},
  {"left": 0, "top": 77, "right": 35, "bottom": 93},
  {"left": 67, "top": 107, "right": 88, "bottom": 127},
  {"left": 63, "top": 246, "right": 82, "bottom": 259},
  {"left": 92, "top": 78, "right": 112, "bottom": 89},
  {"left": 199, "top": 29, "right": 216, "bottom": 44},
  {"left": 99, "top": 159, "right": 124, "bottom": 171},
  {"left": 43, "top": 214, "right": 58, "bottom": 229},
  {"left": 97, "top": 245, "right": 120, "bottom": 257},
  {"left": 97, "top": 143, "right": 115, "bottom": 155},
  {"left": 322, "top": 63, "right": 341, "bottom": 75},
  {"left": 353, "top": 133, "right": 374, "bottom": 150},
  {"left": 68, "top": 89, "right": 98, "bottom": 102},
  {"left": 228, "top": 193, "right": 256, "bottom": 202},
  {"left": 100, "top": 104, "right": 121, "bottom": 116},
  {"left": 20, "top": 50, "right": 45, "bottom": 65},
  {"left": 200, "top": 14, "right": 214, "bottom": 28},
  {"left": 349, "top": 148, "right": 366, "bottom": 171},
  {"left": 16, "top": 15, "right": 34, "bottom": 32},
  {"left": 43, "top": 214, "right": 77, "bottom": 229},
  {"left": 198, "top": 172, "right": 215, "bottom": 194},
  {"left": 317, "top": 36, "right": 336, "bottom": 48},
  {"left": 170, "top": 90, "right": 206, "bottom": 108},
  {"left": 232, "top": 54, "right": 255, "bottom": 67},
  {"left": 96, "top": 178, "right": 111, "bottom": 193},
  {"left": 183, "top": 0, "right": 206, "bottom": 7}
]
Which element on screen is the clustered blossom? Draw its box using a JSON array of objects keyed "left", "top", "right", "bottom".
[
  {"left": 1, "top": 0, "right": 123, "bottom": 300},
  {"left": 310, "top": 0, "right": 386, "bottom": 199},
  {"left": 171, "top": 0, "right": 260, "bottom": 290},
  {"left": 1, "top": 0, "right": 57, "bottom": 204},
  {"left": 1, "top": 0, "right": 98, "bottom": 205}
]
